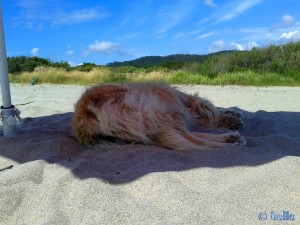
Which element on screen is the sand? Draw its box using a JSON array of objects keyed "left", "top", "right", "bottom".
[{"left": 0, "top": 84, "right": 299, "bottom": 225}]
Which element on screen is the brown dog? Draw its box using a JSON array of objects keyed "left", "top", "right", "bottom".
[{"left": 72, "top": 83, "right": 245, "bottom": 150}]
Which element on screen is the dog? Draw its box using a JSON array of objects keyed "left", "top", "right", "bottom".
[{"left": 72, "top": 82, "right": 245, "bottom": 150}]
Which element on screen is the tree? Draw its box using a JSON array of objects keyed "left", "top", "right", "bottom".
[{"left": 8, "top": 56, "right": 50, "bottom": 73}]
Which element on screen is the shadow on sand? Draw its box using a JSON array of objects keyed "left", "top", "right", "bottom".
[{"left": 0, "top": 109, "right": 299, "bottom": 184}]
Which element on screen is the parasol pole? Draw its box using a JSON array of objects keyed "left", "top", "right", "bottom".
[{"left": 0, "top": 0, "right": 20, "bottom": 137}]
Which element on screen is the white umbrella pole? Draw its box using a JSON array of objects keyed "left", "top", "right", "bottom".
[{"left": 0, "top": 0, "right": 18, "bottom": 137}]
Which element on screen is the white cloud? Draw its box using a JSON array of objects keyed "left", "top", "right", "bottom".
[
  {"left": 30, "top": 48, "right": 39, "bottom": 56},
  {"left": 88, "top": 41, "right": 124, "bottom": 55},
  {"left": 265, "top": 29, "right": 300, "bottom": 44},
  {"left": 230, "top": 42, "right": 244, "bottom": 51},
  {"left": 12, "top": 1, "right": 111, "bottom": 29},
  {"left": 208, "top": 40, "right": 258, "bottom": 53},
  {"left": 202, "top": 0, "right": 264, "bottom": 25},
  {"left": 209, "top": 40, "right": 226, "bottom": 53},
  {"left": 156, "top": 1, "right": 197, "bottom": 35},
  {"left": 280, "top": 31, "right": 299, "bottom": 39},
  {"left": 53, "top": 7, "right": 110, "bottom": 27},
  {"left": 273, "top": 14, "right": 295, "bottom": 29},
  {"left": 282, "top": 14, "right": 294, "bottom": 26},
  {"left": 279, "top": 30, "right": 300, "bottom": 43},
  {"left": 265, "top": 33, "right": 273, "bottom": 40},
  {"left": 196, "top": 31, "right": 215, "bottom": 40},
  {"left": 204, "top": 0, "right": 218, "bottom": 8},
  {"left": 172, "top": 29, "right": 203, "bottom": 39},
  {"left": 218, "top": 0, "right": 264, "bottom": 23}
]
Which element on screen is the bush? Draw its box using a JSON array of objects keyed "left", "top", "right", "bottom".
[
  {"left": 159, "top": 62, "right": 185, "bottom": 70},
  {"left": 50, "top": 61, "right": 71, "bottom": 71},
  {"left": 71, "top": 63, "right": 99, "bottom": 72},
  {"left": 29, "top": 77, "right": 39, "bottom": 85},
  {"left": 8, "top": 56, "right": 50, "bottom": 73}
]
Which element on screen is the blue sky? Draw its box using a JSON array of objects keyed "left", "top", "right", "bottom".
[{"left": 2, "top": 0, "right": 300, "bottom": 65}]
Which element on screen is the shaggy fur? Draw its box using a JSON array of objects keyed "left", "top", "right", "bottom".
[{"left": 72, "top": 83, "right": 245, "bottom": 151}]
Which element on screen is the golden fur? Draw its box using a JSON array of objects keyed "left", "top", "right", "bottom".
[{"left": 72, "top": 83, "right": 245, "bottom": 151}]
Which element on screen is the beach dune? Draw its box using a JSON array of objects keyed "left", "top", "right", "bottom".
[{"left": 0, "top": 84, "right": 299, "bottom": 225}]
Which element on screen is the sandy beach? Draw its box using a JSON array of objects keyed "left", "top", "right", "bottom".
[{"left": 0, "top": 84, "right": 299, "bottom": 225}]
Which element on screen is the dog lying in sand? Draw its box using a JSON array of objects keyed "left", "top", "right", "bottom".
[{"left": 72, "top": 83, "right": 245, "bottom": 150}]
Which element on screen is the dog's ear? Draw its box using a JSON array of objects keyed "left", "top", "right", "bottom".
[{"left": 88, "top": 91, "right": 107, "bottom": 108}]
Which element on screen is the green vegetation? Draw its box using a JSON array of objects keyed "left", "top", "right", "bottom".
[
  {"left": 106, "top": 53, "right": 216, "bottom": 68},
  {"left": 8, "top": 42, "right": 300, "bottom": 86}
]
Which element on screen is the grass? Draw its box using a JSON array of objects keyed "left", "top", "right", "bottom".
[{"left": 9, "top": 66, "right": 300, "bottom": 86}]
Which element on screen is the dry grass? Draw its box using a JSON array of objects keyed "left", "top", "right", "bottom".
[
  {"left": 9, "top": 67, "right": 171, "bottom": 85},
  {"left": 9, "top": 66, "right": 300, "bottom": 86},
  {"left": 10, "top": 67, "right": 112, "bottom": 85}
]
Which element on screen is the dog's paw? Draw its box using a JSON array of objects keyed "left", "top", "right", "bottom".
[
  {"left": 227, "top": 133, "right": 247, "bottom": 146},
  {"left": 218, "top": 115, "right": 244, "bottom": 130},
  {"left": 221, "top": 109, "right": 243, "bottom": 118}
]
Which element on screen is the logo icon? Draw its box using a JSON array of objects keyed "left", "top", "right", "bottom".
[{"left": 258, "top": 212, "right": 268, "bottom": 221}]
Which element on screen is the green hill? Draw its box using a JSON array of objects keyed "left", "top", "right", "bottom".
[{"left": 106, "top": 51, "right": 233, "bottom": 68}]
